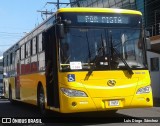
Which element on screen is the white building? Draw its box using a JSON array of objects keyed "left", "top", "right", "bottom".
[
  {"left": 147, "top": 36, "right": 160, "bottom": 101},
  {"left": 147, "top": 51, "right": 160, "bottom": 100}
]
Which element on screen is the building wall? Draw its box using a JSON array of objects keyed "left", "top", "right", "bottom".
[
  {"left": 145, "top": 0, "right": 160, "bottom": 36},
  {"left": 70, "top": 0, "right": 136, "bottom": 9},
  {"left": 136, "top": 0, "right": 144, "bottom": 23},
  {"left": 70, "top": 0, "right": 145, "bottom": 24},
  {"left": 147, "top": 51, "right": 160, "bottom": 99},
  {"left": 0, "top": 58, "right": 3, "bottom": 87}
]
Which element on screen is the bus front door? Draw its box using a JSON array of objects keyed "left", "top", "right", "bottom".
[{"left": 45, "top": 27, "right": 60, "bottom": 108}]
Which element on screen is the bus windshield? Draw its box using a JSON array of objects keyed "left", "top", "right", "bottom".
[{"left": 59, "top": 27, "right": 146, "bottom": 71}]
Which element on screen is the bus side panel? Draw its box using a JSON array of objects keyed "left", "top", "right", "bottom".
[
  {"left": 3, "top": 77, "right": 15, "bottom": 99},
  {"left": 10, "top": 77, "right": 16, "bottom": 100},
  {"left": 20, "top": 72, "right": 46, "bottom": 105}
]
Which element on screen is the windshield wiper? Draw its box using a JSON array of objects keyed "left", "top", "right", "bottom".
[
  {"left": 110, "top": 35, "right": 134, "bottom": 75},
  {"left": 85, "top": 34, "right": 105, "bottom": 80},
  {"left": 86, "top": 32, "right": 92, "bottom": 66}
]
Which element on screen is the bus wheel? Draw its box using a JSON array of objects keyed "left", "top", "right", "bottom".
[{"left": 37, "top": 86, "right": 46, "bottom": 115}]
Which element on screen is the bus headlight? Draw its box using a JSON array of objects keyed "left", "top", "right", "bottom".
[
  {"left": 136, "top": 86, "right": 151, "bottom": 94},
  {"left": 61, "top": 88, "right": 88, "bottom": 97}
]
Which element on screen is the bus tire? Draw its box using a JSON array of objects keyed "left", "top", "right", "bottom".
[{"left": 37, "top": 85, "right": 46, "bottom": 115}]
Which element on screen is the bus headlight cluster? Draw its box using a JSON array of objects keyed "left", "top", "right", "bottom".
[
  {"left": 61, "top": 88, "right": 88, "bottom": 97},
  {"left": 136, "top": 86, "right": 151, "bottom": 94}
]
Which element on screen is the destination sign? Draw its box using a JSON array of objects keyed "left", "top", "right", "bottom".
[{"left": 77, "top": 15, "right": 129, "bottom": 24}]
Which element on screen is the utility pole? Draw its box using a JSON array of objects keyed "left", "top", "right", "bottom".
[
  {"left": 47, "top": 0, "right": 84, "bottom": 10},
  {"left": 47, "top": 0, "right": 70, "bottom": 10},
  {"left": 57, "top": 0, "right": 59, "bottom": 9},
  {"left": 37, "top": 10, "right": 54, "bottom": 20},
  {"left": 37, "top": 0, "right": 85, "bottom": 20}
]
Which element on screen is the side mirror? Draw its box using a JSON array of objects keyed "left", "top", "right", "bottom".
[
  {"left": 146, "top": 38, "right": 151, "bottom": 50},
  {"left": 56, "top": 23, "right": 64, "bottom": 39},
  {"left": 145, "top": 30, "right": 150, "bottom": 38}
]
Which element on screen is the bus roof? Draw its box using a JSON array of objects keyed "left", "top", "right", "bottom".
[{"left": 57, "top": 8, "right": 142, "bottom": 15}]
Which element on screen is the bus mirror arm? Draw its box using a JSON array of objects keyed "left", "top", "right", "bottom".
[
  {"left": 145, "top": 38, "right": 151, "bottom": 50},
  {"left": 144, "top": 30, "right": 151, "bottom": 50},
  {"left": 55, "top": 16, "right": 72, "bottom": 38},
  {"left": 56, "top": 23, "right": 65, "bottom": 39}
]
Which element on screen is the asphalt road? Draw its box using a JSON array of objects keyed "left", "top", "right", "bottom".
[{"left": 0, "top": 98, "right": 160, "bottom": 126}]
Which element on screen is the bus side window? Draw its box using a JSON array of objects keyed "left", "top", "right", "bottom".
[
  {"left": 25, "top": 41, "right": 31, "bottom": 58},
  {"left": 32, "top": 37, "right": 37, "bottom": 55},
  {"left": 15, "top": 50, "right": 20, "bottom": 67},
  {"left": 20, "top": 45, "right": 25, "bottom": 60},
  {"left": 38, "top": 33, "right": 44, "bottom": 52}
]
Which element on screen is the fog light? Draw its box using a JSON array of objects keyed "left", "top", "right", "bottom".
[
  {"left": 72, "top": 102, "right": 77, "bottom": 106},
  {"left": 146, "top": 98, "right": 150, "bottom": 102}
]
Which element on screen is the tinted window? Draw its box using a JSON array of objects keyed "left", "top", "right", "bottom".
[
  {"left": 21, "top": 45, "right": 25, "bottom": 59},
  {"left": 32, "top": 37, "right": 37, "bottom": 55}
]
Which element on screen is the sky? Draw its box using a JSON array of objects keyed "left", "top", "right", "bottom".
[{"left": 0, "top": 0, "right": 70, "bottom": 56}]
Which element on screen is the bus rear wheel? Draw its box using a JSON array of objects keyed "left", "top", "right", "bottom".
[{"left": 37, "top": 86, "right": 46, "bottom": 115}]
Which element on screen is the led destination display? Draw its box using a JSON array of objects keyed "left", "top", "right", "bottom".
[{"left": 77, "top": 15, "right": 129, "bottom": 24}]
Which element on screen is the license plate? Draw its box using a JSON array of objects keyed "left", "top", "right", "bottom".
[{"left": 109, "top": 100, "right": 119, "bottom": 106}]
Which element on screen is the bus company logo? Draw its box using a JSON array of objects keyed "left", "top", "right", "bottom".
[
  {"left": 2, "top": 118, "right": 11, "bottom": 123},
  {"left": 107, "top": 80, "right": 116, "bottom": 86}
]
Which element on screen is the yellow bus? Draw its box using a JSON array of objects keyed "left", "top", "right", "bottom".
[{"left": 3, "top": 8, "right": 153, "bottom": 114}]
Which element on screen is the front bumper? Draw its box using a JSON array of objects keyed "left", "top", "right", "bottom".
[{"left": 59, "top": 91, "right": 153, "bottom": 113}]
